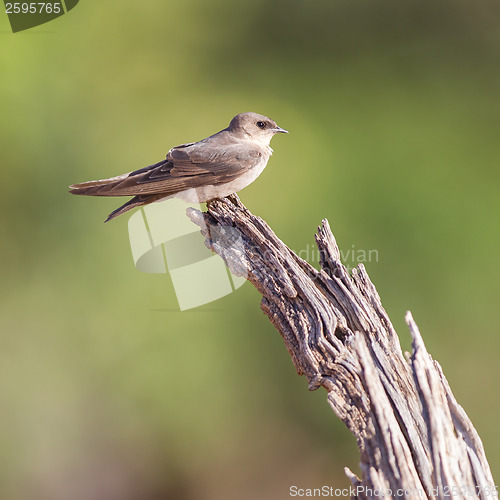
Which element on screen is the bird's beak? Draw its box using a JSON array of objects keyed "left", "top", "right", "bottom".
[{"left": 272, "top": 127, "right": 288, "bottom": 134}]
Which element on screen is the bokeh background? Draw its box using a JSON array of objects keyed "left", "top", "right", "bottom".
[{"left": 1, "top": 1, "right": 499, "bottom": 499}]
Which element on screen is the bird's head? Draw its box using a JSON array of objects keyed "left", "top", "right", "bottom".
[{"left": 228, "top": 112, "right": 288, "bottom": 146}]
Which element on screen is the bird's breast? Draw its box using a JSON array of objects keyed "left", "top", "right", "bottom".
[{"left": 173, "top": 153, "right": 270, "bottom": 203}]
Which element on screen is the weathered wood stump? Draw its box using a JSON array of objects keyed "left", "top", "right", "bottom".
[{"left": 187, "top": 195, "right": 495, "bottom": 500}]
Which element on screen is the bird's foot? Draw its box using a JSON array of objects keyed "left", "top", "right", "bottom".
[{"left": 226, "top": 194, "right": 239, "bottom": 205}]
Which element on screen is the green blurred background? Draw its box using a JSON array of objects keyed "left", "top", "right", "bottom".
[{"left": 1, "top": 1, "right": 499, "bottom": 498}]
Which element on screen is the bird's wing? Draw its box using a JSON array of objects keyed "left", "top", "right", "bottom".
[
  {"left": 70, "top": 142, "right": 263, "bottom": 197},
  {"left": 167, "top": 142, "right": 262, "bottom": 179}
]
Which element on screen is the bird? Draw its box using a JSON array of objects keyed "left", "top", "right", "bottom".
[{"left": 69, "top": 112, "right": 288, "bottom": 222}]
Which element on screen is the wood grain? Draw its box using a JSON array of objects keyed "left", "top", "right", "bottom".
[{"left": 187, "top": 195, "right": 495, "bottom": 499}]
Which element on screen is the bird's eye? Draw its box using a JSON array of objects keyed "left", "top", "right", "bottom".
[{"left": 256, "top": 121, "right": 266, "bottom": 129}]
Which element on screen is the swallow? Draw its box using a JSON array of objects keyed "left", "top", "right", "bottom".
[{"left": 69, "top": 112, "right": 288, "bottom": 221}]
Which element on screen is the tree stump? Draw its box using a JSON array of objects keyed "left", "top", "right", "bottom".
[{"left": 187, "top": 195, "right": 495, "bottom": 499}]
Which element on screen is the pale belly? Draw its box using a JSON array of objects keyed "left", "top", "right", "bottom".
[{"left": 167, "top": 155, "right": 270, "bottom": 204}]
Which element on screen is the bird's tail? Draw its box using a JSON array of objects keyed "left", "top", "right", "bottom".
[
  {"left": 69, "top": 173, "right": 130, "bottom": 196},
  {"left": 69, "top": 159, "right": 171, "bottom": 221},
  {"left": 104, "top": 194, "right": 166, "bottom": 222}
]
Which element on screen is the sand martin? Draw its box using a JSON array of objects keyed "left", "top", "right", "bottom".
[{"left": 69, "top": 112, "right": 288, "bottom": 221}]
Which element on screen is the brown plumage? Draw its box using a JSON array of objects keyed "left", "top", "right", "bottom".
[{"left": 69, "top": 112, "right": 288, "bottom": 222}]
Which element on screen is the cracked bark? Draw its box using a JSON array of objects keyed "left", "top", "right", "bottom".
[{"left": 187, "top": 195, "right": 495, "bottom": 500}]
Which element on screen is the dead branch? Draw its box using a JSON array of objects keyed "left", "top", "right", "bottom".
[{"left": 187, "top": 195, "right": 495, "bottom": 500}]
